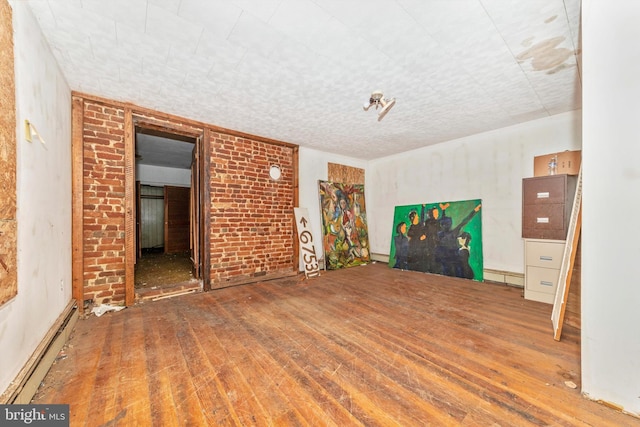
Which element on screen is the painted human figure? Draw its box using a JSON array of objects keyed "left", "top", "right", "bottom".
[
  {"left": 406, "top": 209, "right": 427, "bottom": 271},
  {"left": 337, "top": 197, "right": 353, "bottom": 250},
  {"left": 435, "top": 203, "right": 481, "bottom": 277},
  {"left": 393, "top": 222, "right": 409, "bottom": 270},
  {"left": 352, "top": 200, "right": 369, "bottom": 259},
  {"left": 423, "top": 205, "right": 444, "bottom": 274},
  {"left": 456, "top": 231, "right": 475, "bottom": 279},
  {"left": 321, "top": 195, "right": 341, "bottom": 251},
  {"left": 339, "top": 196, "right": 366, "bottom": 261}
]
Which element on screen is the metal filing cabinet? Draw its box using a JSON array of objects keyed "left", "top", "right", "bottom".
[
  {"left": 524, "top": 239, "right": 565, "bottom": 303},
  {"left": 522, "top": 174, "right": 577, "bottom": 240},
  {"left": 522, "top": 174, "right": 577, "bottom": 303}
]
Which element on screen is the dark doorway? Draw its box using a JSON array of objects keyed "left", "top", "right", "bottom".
[{"left": 133, "top": 128, "right": 202, "bottom": 301}]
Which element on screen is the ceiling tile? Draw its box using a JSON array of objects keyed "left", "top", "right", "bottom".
[{"left": 24, "top": 0, "right": 583, "bottom": 160}]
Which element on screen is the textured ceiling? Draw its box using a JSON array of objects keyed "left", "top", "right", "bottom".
[
  {"left": 136, "top": 132, "right": 195, "bottom": 169},
  {"left": 25, "top": 0, "right": 581, "bottom": 160}
]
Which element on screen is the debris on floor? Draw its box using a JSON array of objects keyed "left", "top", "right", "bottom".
[
  {"left": 91, "top": 304, "right": 126, "bottom": 317},
  {"left": 135, "top": 249, "right": 194, "bottom": 289}
]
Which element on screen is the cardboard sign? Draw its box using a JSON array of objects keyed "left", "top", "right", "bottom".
[{"left": 293, "top": 208, "right": 321, "bottom": 278}]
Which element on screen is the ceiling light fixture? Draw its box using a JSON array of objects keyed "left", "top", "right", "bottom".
[{"left": 363, "top": 90, "right": 396, "bottom": 121}]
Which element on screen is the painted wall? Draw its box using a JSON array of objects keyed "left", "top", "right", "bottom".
[
  {"left": 297, "top": 147, "right": 368, "bottom": 269},
  {"left": 582, "top": 0, "right": 640, "bottom": 416},
  {"left": 0, "top": 2, "right": 72, "bottom": 394},
  {"left": 136, "top": 163, "right": 191, "bottom": 188},
  {"left": 367, "top": 111, "right": 582, "bottom": 274}
]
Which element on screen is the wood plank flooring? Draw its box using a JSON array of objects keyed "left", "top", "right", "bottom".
[{"left": 33, "top": 263, "right": 638, "bottom": 426}]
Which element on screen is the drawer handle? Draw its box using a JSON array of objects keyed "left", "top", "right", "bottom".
[
  {"left": 540, "top": 281, "right": 554, "bottom": 287},
  {"left": 536, "top": 217, "right": 549, "bottom": 223},
  {"left": 539, "top": 256, "right": 553, "bottom": 261},
  {"left": 536, "top": 192, "right": 550, "bottom": 199}
]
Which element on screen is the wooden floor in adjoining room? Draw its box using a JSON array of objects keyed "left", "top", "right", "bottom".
[{"left": 33, "top": 263, "right": 637, "bottom": 426}]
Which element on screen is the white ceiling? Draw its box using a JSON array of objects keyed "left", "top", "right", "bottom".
[
  {"left": 136, "top": 132, "right": 195, "bottom": 169},
  {"left": 25, "top": 0, "right": 582, "bottom": 160}
]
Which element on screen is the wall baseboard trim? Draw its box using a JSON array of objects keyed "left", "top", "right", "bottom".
[
  {"left": 483, "top": 269, "right": 524, "bottom": 288},
  {"left": 370, "top": 253, "right": 390, "bottom": 263},
  {"left": 370, "top": 253, "right": 524, "bottom": 287},
  {"left": 0, "top": 300, "right": 78, "bottom": 404}
]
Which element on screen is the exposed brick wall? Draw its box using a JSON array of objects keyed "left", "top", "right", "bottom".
[
  {"left": 209, "top": 133, "right": 294, "bottom": 287},
  {"left": 82, "top": 101, "right": 126, "bottom": 304},
  {"left": 78, "top": 97, "right": 296, "bottom": 303}
]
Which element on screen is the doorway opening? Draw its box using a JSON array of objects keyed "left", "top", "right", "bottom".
[{"left": 134, "top": 127, "right": 202, "bottom": 301}]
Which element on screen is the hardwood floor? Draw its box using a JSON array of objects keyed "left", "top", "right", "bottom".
[{"left": 33, "top": 263, "right": 638, "bottom": 426}]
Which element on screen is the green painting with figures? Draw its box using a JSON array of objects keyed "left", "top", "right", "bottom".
[{"left": 389, "top": 199, "right": 483, "bottom": 281}]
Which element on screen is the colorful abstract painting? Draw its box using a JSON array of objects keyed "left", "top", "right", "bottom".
[
  {"left": 318, "top": 181, "right": 370, "bottom": 270},
  {"left": 389, "top": 199, "right": 483, "bottom": 281}
]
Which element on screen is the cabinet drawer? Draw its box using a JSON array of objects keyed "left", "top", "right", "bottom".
[
  {"left": 522, "top": 174, "right": 577, "bottom": 240},
  {"left": 522, "top": 204, "right": 566, "bottom": 239},
  {"left": 525, "top": 240, "right": 564, "bottom": 268},
  {"left": 523, "top": 175, "right": 567, "bottom": 205},
  {"left": 526, "top": 266, "right": 560, "bottom": 294}
]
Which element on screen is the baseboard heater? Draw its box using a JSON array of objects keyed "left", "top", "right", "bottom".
[{"left": 0, "top": 300, "right": 79, "bottom": 404}]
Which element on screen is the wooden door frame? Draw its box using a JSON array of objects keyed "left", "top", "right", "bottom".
[
  {"left": 189, "top": 137, "right": 201, "bottom": 279},
  {"left": 136, "top": 181, "right": 142, "bottom": 260},
  {"left": 124, "top": 115, "right": 208, "bottom": 305},
  {"left": 124, "top": 109, "right": 135, "bottom": 306},
  {"left": 71, "top": 96, "right": 85, "bottom": 313},
  {"left": 201, "top": 129, "right": 211, "bottom": 291}
]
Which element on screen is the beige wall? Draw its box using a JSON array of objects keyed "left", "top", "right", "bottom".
[
  {"left": 581, "top": 0, "right": 640, "bottom": 416},
  {"left": 366, "top": 111, "right": 581, "bottom": 274},
  {"left": 0, "top": 1, "right": 72, "bottom": 395}
]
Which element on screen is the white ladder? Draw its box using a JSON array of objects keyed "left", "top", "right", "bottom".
[{"left": 551, "top": 166, "right": 583, "bottom": 340}]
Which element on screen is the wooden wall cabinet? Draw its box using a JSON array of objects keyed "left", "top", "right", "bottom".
[{"left": 522, "top": 174, "right": 577, "bottom": 240}]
